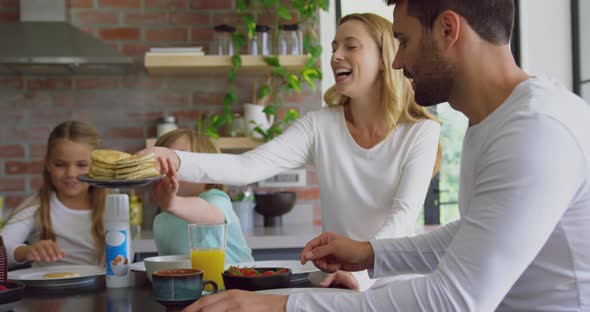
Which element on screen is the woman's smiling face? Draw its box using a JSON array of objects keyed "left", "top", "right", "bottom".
[{"left": 331, "top": 19, "right": 384, "bottom": 99}]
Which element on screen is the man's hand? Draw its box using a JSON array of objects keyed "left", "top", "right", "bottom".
[
  {"left": 319, "top": 271, "right": 359, "bottom": 290},
  {"left": 301, "top": 232, "right": 375, "bottom": 273},
  {"left": 182, "top": 289, "right": 288, "bottom": 312},
  {"left": 16, "top": 240, "right": 65, "bottom": 263},
  {"left": 151, "top": 158, "right": 180, "bottom": 211},
  {"left": 136, "top": 146, "right": 180, "bottom": 172}
]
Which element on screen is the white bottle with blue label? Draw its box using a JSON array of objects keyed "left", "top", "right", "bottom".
[{"left": 104, "top": 194, "right": 132, "bottom": 288}]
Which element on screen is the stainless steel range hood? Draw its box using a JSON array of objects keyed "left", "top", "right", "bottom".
[{"left": 0, "top": 0, "right": 133, "bottom": 75}]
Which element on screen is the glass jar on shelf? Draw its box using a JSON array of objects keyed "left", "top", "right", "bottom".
[
  {"left": 212, "top": 24, "right": 236, "bottom": 55},
  {"left": 278, "top": 24, "right": 302, "bottom": 55},
  {"left": 248, "top": 24, "right": 271, "bottom": 55},
  {"left": 157, "top": 115, "right": 178, "bottom": 138}
]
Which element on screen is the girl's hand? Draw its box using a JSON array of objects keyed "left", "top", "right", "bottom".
[
  {"left": 151, "top": 158, "right": 180, "bottom": 211},
  {"left": 26, "top": 240, "right": 66, "bottom": 263}
]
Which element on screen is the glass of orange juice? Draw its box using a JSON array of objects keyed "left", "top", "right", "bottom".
[{"left": 188, "top": 223, "right": 226, "bottom": 290}]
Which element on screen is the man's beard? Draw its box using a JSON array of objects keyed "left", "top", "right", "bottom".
[{"left": 409, "top": 40, "right": 456, "bottom": 107}]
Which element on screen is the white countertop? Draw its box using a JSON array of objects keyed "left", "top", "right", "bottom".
[{"left": 132, "top": 224, "right": 322, "bottom": 254}]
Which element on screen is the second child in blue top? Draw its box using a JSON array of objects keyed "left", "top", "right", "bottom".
[{"left": 151, "top": 129, "right": 253, "bottom": 264}]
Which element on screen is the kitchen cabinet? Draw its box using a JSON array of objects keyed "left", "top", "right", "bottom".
[
  {"left": 145, "top": 137, "right": 261, "bottom": 151},
  {"left": 144, "top": 54, "right": 310, "bottom": 76}
]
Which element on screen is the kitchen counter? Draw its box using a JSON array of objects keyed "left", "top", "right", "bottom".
[{"left": 132, "top": 224, "right": 323, "bottom": 254}]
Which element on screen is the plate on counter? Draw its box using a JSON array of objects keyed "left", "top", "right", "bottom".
[
  {"left": 130, "top": 261, "right": 145, "bottom": 272},
  {"left": 7, "top": 265, "right": 105, "bottom": 288},
  {"left": 227, "top": 260, "right": 319, "bottom": 282},
  {"left": 78, "top": 174, "right": 165, "bottom": 188}
]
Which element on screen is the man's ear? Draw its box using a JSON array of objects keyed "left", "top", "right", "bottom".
[{"left": 437, "top": 10, "right": 461, "bottom": 49}]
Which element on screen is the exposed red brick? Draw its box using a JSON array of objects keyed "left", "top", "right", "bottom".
[
  {"left": 72, "top": 109, "right": 130, "bottom": 123},
  {"left": 5, "top": 161, "right": 44, "bottom": 175},
  {"left": 145, "top": 0, "right": 188, "bottom": 9},
  {"left": 127, "top": 111, "right": 164, "bottom": 122},
  {"left": 294, "top": 187, "right": 320, "bottom": 200},
  {"left": 171, "top": 110, "right": 200, "bottom": 122},
  {"left": 145, "top": 28, "right": 188, "bottom": 42},
  {"left": 52, "top": 93, "right": 102, "bottom": 108},
  {"left": 193, "top": 92, "right": 224, "bottom": 106},
  {"left": 66, "top": 0, "right": 94, "bottom": 8},
  {"left": 211, "top": 12, "right": 240, "bottom": 25},
  {"left": 121, "top": 76, "right": 163, "bottom": 89},
  {"left": 0, "top": 0, "right": 18, "bottom": 8},
  {"left": 0, "top": 178, "right": 25, "bottom": 192},
  {"left": 103, "top": 127, "right": 145, "bottom": 139},
  {"left": 27, "top": 78, "right": 72, "bottom": 91},
  {"left": 9, "top": 127, "right": 53, "bottom": 141},
  {"left": 98, "top": 0, "right": 140, "bottom": 9},
  {"left": 190, "top": 0, "right": 232, "bottom": 10},
  {"left": 0, "top": 77, "right": 23, "bottom": 90},
  {"left": 6, "top": 93, "right": 51, "bottom": 109},
  {"left": 74, "top": 11, "right": 118, "bottom": 25},
  {"left": 190, "top": 28, "right": 213, "bottom": 41},
  {"left": 146, "top": 126, "right": 157, "bottom": 138},
  {"left": 125, "top": 12, "right": 168, "bottom": 25},
  {"left": 30, "top": 144, "right": 47, "bottom": 158},
  {"left": 75, "top": 77, "right": 119, "bottom": 89},
  {"left": 121, "top": 43, "right": 151, "bottom": 57},
  {"left": 0, "top": 11, "right": 18, "bottom": 22},
  {"left": 4, "top": 195, "right": 28, "bottom": 209},
  {"left": 168, "top": 12, "right": 209, "bottom": 25},
  {"left": 99, "top": 28, "right": 140, "bottom": 41},
  {"left": 30, "top": 177, "right": 43, "bottom": 190},
  {"left": 29, "top": 110, "right": 74, "bottom": 124},
  {"left": 0, "top": 145, "right": 24, "bottom": 158}
]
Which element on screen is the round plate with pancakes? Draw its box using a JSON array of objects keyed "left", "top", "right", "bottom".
[{"left": 78, "top": 173, "right": 165, "bottom": 188}]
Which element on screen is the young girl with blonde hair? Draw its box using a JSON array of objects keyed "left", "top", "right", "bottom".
[
  {"left": 152, "top": 129, "right": 253, "bottom": 264},
  {"left": 1, "top": 120, "right": 106, "bottom": 268}
]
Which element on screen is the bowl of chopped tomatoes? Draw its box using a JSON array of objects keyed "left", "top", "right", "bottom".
[
  {"left": 222, "top": 266, "right": 291, "bottom": 291},
  {"left": 0, "top": 281, "right": 25, "bottom": 311}
]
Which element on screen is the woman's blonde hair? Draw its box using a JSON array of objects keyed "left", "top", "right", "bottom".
[
  {"left": 155, "top": 129, "right": 225, "bottom": 191},
  {"left": 8, "top": 120, "right": 106, "bottom": 260},
  {"left": 324, "top": 13, "right": 442, "bottom": 174}
]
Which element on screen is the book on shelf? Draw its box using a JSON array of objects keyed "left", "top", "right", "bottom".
[{"left": 148, "top": 47, "right": 204, "bottom": 55}]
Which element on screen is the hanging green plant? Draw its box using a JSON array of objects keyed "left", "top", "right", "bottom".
[{"left": 203, "top": 0, "right": 328, "bottom": 141}]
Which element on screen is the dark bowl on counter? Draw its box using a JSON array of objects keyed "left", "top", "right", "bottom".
[
  {"left": 222, "top": 267, "right": 291, "bottom": 291},
  {"left": 254, "top": 191, "right": 297, "bottom": 227},
  {"left": 0, "top": 280, "right": 26, "bottom": 310}
]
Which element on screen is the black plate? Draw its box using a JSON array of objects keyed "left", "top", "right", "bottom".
[{"left": 78, "top": 174, "right": 165, "bottom": 188}]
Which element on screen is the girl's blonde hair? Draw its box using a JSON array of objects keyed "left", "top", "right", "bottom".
[
  {"left": 324, "top": 13, "right": 442, "bottom": 174},
  {"left": 8, "top": 120, "right": 106, "bottom": 260},
  {"left": 155, "top": 129, "right": 225, "bottom": 191}
]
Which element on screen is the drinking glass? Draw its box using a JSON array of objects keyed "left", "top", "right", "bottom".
[{"left": 188, "top": 223, "right": 227, "bottom": 290}]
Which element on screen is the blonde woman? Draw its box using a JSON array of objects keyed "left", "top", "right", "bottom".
[
  {"left": 140, "top": 13, "right": 441, "bottom": 290},
  {"left": 151, "top": 129, "right": 253, "bottom": 264},
  {"left": 1, "top": 120, "right": 107, "bottom": 268}
]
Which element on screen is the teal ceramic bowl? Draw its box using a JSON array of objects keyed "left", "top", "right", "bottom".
[{"left": 151, "top": 268, "right": 218, "bottom": 308}]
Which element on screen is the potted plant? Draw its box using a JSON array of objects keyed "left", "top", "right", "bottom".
[{"left": 205, "top": 0, "right": 328, "bottom": 142}]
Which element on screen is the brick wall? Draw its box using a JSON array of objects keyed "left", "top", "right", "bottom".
[{"left": 0, "top": 0, "right": 322, "bottom": 227}]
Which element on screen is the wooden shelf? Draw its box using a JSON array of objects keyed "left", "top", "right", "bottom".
[
  {"left": 144, "top": 54, "right": 310, "bottom": 76},
  {"left": 146, "top": 136, "right": 262, "bottom": 151}
]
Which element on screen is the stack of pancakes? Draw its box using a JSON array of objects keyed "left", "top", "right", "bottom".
[{"left": 89, "top": 149, "right": 160, "bottom": 180}]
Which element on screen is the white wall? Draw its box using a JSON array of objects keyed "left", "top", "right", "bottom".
[{"left": 519, "top": 0, "right": 573, "bottom": 90}]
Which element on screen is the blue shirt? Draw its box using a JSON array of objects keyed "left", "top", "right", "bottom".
[{"left": 153, "top": 189, "right": 253, "bottom": 264}]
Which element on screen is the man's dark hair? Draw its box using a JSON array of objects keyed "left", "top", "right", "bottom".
[{"left": 386, "top": 0, "right": 514, "bottom": 44}]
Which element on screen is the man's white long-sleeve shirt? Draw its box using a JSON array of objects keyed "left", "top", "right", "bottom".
[{"left": 287, "top": 78, "right": 590, "bottom": 311}]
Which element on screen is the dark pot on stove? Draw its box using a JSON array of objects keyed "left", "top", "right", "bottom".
[{"left": 254, "top": 191, "right": 297, "bottom": 227}]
